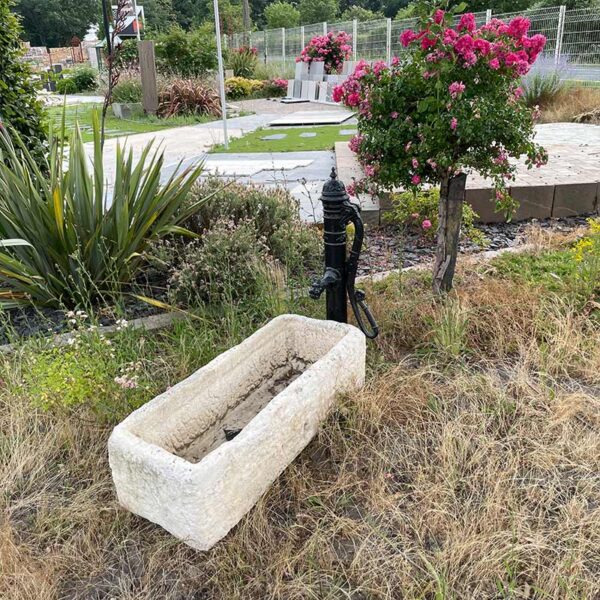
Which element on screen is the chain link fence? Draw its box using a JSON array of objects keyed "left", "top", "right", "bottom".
[{"left": 228, "top": 4, "right": 600, "bottom": 83}]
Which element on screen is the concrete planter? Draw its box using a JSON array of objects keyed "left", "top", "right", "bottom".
[{"left": 108, "top": 314, "right": 366, "bottom": 551}]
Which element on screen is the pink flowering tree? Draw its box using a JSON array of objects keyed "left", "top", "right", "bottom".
[
  {"left": 296, "top": 31, "right": 352, "bottom": 74},
  {"left": 333, "top": 3, "right": 548, "bottom": 293}
]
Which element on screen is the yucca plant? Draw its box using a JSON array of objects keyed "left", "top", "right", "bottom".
[{"left": 0, "top": 113, "right": 204, "bottom": 309}]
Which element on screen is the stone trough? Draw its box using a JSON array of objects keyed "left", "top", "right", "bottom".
[{"left": 108, "top": 314, "right": 366, "bottom": 551}]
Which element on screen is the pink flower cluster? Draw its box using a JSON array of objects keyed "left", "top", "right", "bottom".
[
  {"left": 448, "top": 81, "right": 466, "bottom": 98},
  {"left": 296, "top": 31, "right": 352, "bottom": 74},
  {"left": 271, "top": 78, "right": 288, "bottom": 91},
  {"left": 400, "top": 13, "right": 546, "bottom": 77}
]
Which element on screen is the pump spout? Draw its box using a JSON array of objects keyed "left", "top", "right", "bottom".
[{"left": 309, "top": 267, "right": 342, "bottom": 300}]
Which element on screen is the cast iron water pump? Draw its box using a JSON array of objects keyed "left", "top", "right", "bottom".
[{"left": 309, "top": 169, "right": 379, "bottom": 339}]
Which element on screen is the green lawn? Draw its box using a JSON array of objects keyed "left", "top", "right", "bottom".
[
  {"left": 45, "top": 103, "right": 220, "bottom": 143},
  {"left": 211, "top": 125, "right": 356, "bottom": 153}
]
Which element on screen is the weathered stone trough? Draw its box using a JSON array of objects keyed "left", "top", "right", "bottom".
[{"left": 108, "top": 314, "right": 366, "bottom": 550}]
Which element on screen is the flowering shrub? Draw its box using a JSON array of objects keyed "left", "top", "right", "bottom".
[
  {"left": 296, "top": 31, "right": 352, "bottom": 74},
  {"left": 225, "top": 76, "right": 264, "bottom": 99},
  {"left": 386, "top": 188, "right": 487, "bottom": 247},
  {"left": 263, "top": 78, "right": 289, "bottom": 97},
  {"left": 333, "top": 4, "right": 548, "bottom": 291}
]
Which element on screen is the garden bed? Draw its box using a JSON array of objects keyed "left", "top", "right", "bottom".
[{"left": 2, "top": 225, "right": 599, "bottom": 598}]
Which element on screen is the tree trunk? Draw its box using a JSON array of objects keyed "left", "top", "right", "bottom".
[
  {"left": 432, "top": 172, "right": 467, "bottom": 294},
  {"left": 242, "top": 0, "right": 251, "bottom": 45}
]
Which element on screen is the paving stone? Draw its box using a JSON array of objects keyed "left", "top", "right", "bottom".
[
  {"left": 552, "top": 182, "right": 598, "bottom": 218},
  {"left": 299, "top": 132, "right": 317, "bottom": 138},
  {"left": 270, "top": 111, "right": 354, "bottom": 126},
  {"left": 339, "top": 129, "right": 357, "bottom": 136},
  {"left": 511, "top": 185, "right": 554, "bottom": 220},
  {"left": 260, "top": 133, "right": 287, "bottom": 141}
]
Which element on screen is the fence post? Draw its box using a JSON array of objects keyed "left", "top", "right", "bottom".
[
  {"left": 248, "top": 31, "right": 252, "bottom": 48},
  {"left": 323, "top": 21, "right": 327, "bottom": 35},
  {"left": 554, "top": 5, "right": 566, "bottom": 66},
  {"left": 264, "top": 31, "right": 268, "bottom": 65},
  {"left": 301, "top": 25, "right": 305, "bottom": 48},
  {"left": 352, "top": 19, "right": 357, "bottom": 56},
  {"left": 485, "top": 9, "right": 492, "bottom": 24},
  {"left": 281, "top": 27, "right": 285, "bottom": 66},
  {"left": 386, "top": 18, "right": 392, "bottom": 63}
]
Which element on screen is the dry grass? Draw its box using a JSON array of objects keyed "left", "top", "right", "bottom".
[
  {"left": 540, "top": 85, "right": 600, "bottom": 123},
  {"left": 1, "top": 249, "right": 600, "bottom": 598}
]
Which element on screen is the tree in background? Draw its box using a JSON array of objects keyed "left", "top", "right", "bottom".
[
  {"left": 265, "top": 1, "right": 300, "bottom": 28},
  {"left": 0, "top": 0, "right": 45, "bottom": 161},
  {"left": 142, "top": 0, "right": 176, "bottom": 31},
  {"left": 14, "top": 0, "right": 97, "bottom": 46},
  {"left": 299, "top": 0, "right": 338, "bottom": 24},
  {"left": 341, "top": 5, "right": 382, "bottom": 20}
]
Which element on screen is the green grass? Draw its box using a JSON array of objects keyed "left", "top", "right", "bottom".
[
  {"left": 491, "top": 249, "right": 577, "bottom": 292},
  {"left": 45, "top": 103, "right": 220, "bottom": 143},
  {"left": 210, "top": 125, "right": 356, "bottom": 153}
]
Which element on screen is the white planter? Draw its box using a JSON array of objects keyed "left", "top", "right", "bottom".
[{"left": 108, "top": 314, "right": 366, "bottom": 551}]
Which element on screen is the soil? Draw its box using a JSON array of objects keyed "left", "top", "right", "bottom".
[{"left": 356, "top": 214, "right": 592, "bottom": 278}]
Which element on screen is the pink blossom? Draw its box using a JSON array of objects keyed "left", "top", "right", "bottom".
[
  {"left": 411, "top": 174, "right": 421, "bottom": 185},
  {"left": 454, "top": 34, "right": 475, "bottom": 62},
  {"left": 347, "top": 92, "right": 360, "bottom": 106},
  {"left": 443, "top": 28, "right": 458, "bottom": 44},
  {"left": 332, "top": 85, "right": 344, "bottom": 103},
  {"left": 390, "top": 111, "right": 399, "bottom": 119},
  {"left": 412, "top": 158, "right": 419, "bottom": 168},
  {"left": 346, "top": 182, "right": 356, "bottom": 196},
  {"left": 433, "top": 9, "right": 445, "bottom": 24},
  {"left": 365, "top": 164, "right": 376, "bottom": 177},
  {"left": 514, "top": 86, "right": 524, "bottom": 99},
  {"left": 448, "top": 81, "right": 466, "bottom": 98},
  {"left": 474, "top": 38, "right": 491, "bottom": 56},
  {"left": 457, "top": 13, "right": 476, "bottom": 33},
  {"left": 422, "top": 219, "right": 432, "bottom": 230},
  {"left": 400, "top": 29, "right": 417, "bottom": 47},
  {"left": 426, "top": 158, "right": 437, "bottom": 169},
  {"left": 391, "top": 55, "right": 400, "bottom": 66},
  {"left": 450, "top": 117, "right": 458, "bottom": 130},
  {"left": 411, "top": 212, "right": 420, "bottom": 219},
  {"left": 507, "top": 16, "right": 530, "bottom": 39},
  {"left": 489, "top": 57, "right": 500, "bottom": 70},
  {"left": 421, "top": 35, "right": 438, "bottom": 51}
]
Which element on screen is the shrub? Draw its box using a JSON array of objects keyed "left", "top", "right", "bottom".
[
  {"left": 385, "top": 189, "right": 487, "bottom": 247},
  {"left": 227, "top": 46, "right": 258, "bottom": 78},
  {"left": 297, "top": 31, "right": 352, "bottom": 74},
  {"left": 334, "top": 8, "right": 547, "bottom": 292},
  {"left": 262, "top": 78, "right": 288, "bottom": 97},
  {"left": 155, "top": 24, "right": 218, "bottom": 77},
  {"left": 157, "top": 78, "right": 221, "bottom": 117},
  {"left": 148, "top": 179, "right": 321, "bottom": 306},
  {"left": 56, "top": 78, "right": 78, "bottom": 95},
  {"left": 167, "top": 219, "right": 272, "bottom": 305},
  {"left": 225, "top": 76, "right": 264, "bottom": 99},
  {"left": 0, "top": 0, "right": 46, "bottom": 162},
  {"left": 70, "top": 65, "right": 99, "bottom": 92},
  {"left": 0, "top": 116, "right": 204, "bottom": 309},
  {"left": 112, "top": 78, "right": 143, "bottom": 103},
  {"left": 265, "top": 1, "right": 300, "bottom": 28},
  {"left": 521, "top": 69, "right": 564, "bottom": 108}
]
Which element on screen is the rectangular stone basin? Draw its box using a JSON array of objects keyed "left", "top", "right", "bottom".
[{"left": 108, "top": 314, "right": 366, "bottom": 551}]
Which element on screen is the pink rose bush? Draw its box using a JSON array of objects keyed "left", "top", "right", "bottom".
[
  {"left": 333, "top": 8, "right": 548, "bottom": 216},
  {"left": 296, "top": 31, "right": 352, "bottom": 74}
]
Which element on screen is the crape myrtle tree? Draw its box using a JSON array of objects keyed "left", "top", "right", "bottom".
[{"left": 334, "top": 1, "right": 548, "bottom": 293}]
